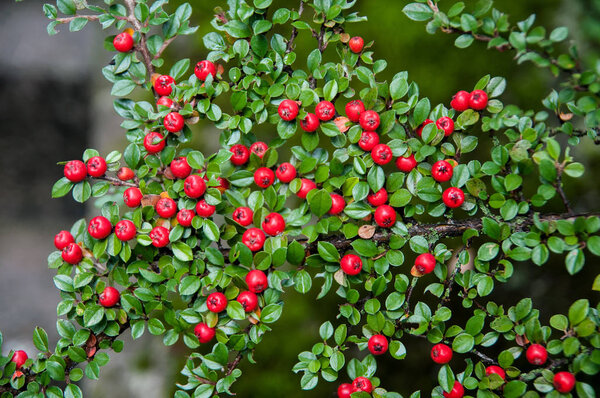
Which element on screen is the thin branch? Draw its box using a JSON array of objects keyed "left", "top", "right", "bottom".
[
  {"left": 154, "top": 36, "right": 177, "bottom": 60},
  {"left": 123, "top": 0, "right": 155, "bottom": 85},
  {"left": 55, "top": 15, "right": 100, "bottom": 24},
  {"left": 286, "top": 0, "right": 305, "bottom": 54},
  {"left": 94, "top": 175, "right": 139, "bottom": 188}
]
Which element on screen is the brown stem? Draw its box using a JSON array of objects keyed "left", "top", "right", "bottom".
[
  {"left": 286, "top": 0, "right": 305, "bottom": 54},
  {"left": 94, "top": 175, "right": 138, "bottom": 188},
  {"left": 123, "top": 0, "right": 156, "bottom": 86},
  {"left": 154, "top": 36, "right": 177, "bottom": 60},
  {"left": 555, "top": 166, "right": 573, "bottom": 215}
]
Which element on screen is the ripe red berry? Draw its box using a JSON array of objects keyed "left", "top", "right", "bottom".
[
  {"left": 485, "top": 365, "right": 506, "bottom": 380},
  {"left": 432, "top": 160, "right": 454, "bottom": 182},
  {"left": 254, "top": 167, "right": 275, "bottom": 188},
  {"left": 164, "top": 112, "right": 184, "bottom": 132},
  {"left": 117, "top": 167, "right": 135, "bottom": 181},
  {"left": 156, "top": 197, "right": 177, "bottom": 218},
  {"left": 368, "top": 334, "right": 389, "bottom": 355},
  {"left": 374, "top": 204, "right": 396, "bottom": 228},
  {"left": 526, "top": 344, "right": 548, "bottom": 366},
  {"left": 242, "top": 228, "right": 266, "bottom": 252},
  {"left": 86, "top": 156, "right": 107, "bottom": 177},
  {"left": 170, "top": 157, "right": 192, "bottom": 179},
  {"left": 415, "top": 253, "right": 436, "bottom": 274},
  {"left": 99, "top": 286, "right": 120, "bottom": 307},
  {"left": 469, "top": 89, "right": 488, "bottom": 110},
  {"left": 297, "top": 178, "right": 317, "bottom": 199},
  {"left": 367, "top": 188, "right": 388, "bottom": 206},
  {"left": 144, "top": 132, "right": 165, "bottom": 154},
  {"left": 88, "top": 216, "right": 112, "bottom": 240},
  {"left": 194, "top": 323, "right": 215, "bottom": 343},
  {"left": 184, "top": 175, "right": 207, "bottom": 198},
  {"left": 206, "top": 292, "right": 227, "bottom": 313},
  {"left": 337, "top": 383, "right": 354, "bottom": 398},
  {"left": 340, "top": 254, "right": 362, "bottom": 276},
  {"left": 177, "top": 209, "right": 195, "bottom": 227},
  {"left": 196, "top": 199, "right": 216, "bottom": 218},
  {"left": 115, "top": 219, "right": 136, "bottom": 241},
  {"left": 345, "top": 100, "right": 365, "bottom": 122},
  {"left": 262, "top": 212, "right": 285, "bottom": 236},
  {"left": 11, "top": 351, "right": 28, "bottom": 369},
  {"left": 276, "top": 162, "right": 297, "bottom": 183},
  {"left": 237, "top": 291, "right": 258, "bottom": 312},
  {"left": 62, "top": 242, "right": 83, "bottom": 264},
  {"left": 371, "top": 144, "right": 393, "bottom": 165},
  {"left": 396, "top": 154, "right": 417, "bottom": 173},
  {"left": 154, "top": 75, "right": 175, "bottom": 96},
  {"left": 315, "top": 100, "right": 336, "bottom": 121},
  {"left": 329, "top": 193, "right": 345, "bottom": 215},
  {"left": 436, "top": 116, "right": 455, "bottom": 137},
  {"left": 157, "top": 96, "right": 174, "bottom": 108},
  {"left": 278, "top": 99, "right": 299, "bottom": 121},
  {"left": 123, "top": 187, "right": 142, "bottom": 208},
  {"left": 230, "top": 144, "right": 250, "bottom": 166},
  {"left": 246, "top": 270, "right": 268, "bottom": 293},
  {"left": 214, "top": 177, "right": 229, "bottom": 193},
  {"left": 442, "top": 187, "right": 465, "bottom": 208},
  {"left": 113, "top": 32, "right": 134, "bottom": 52},
  {"left": 359, "top": 110, "right": 380, "bottom": 131},
  {"left": 300, "top": 112, "right": 320, "bottom": 132},
  {"left": 450, "top": 90, "right": 470, "bottom": 112},
  {"left": 348, "top": 36, "right": 364, "bottom": 53},
  {"left": 149, "top": 226, "right": 169, "bottom": 247},
  {"left": 194, "top": 60, "right": 216, "bottom": 81},
  {"left": 358, "top": 131, "right": 380, "bottom": 151},
  {"left": 233, "top": 207, "right": 254, "bottom": 226},
  {"left": 416, "top": 118, "right": 434, "bottom": 137},
  {"left": 553, "top": 371, "right": 575, "bottom": 393},
  {"left": 443, "top": 381, "right": 465, "bottom": 398},
  {"left": 54, "top": 230, "right": 74, "bottom": 251},
  {"left": 250, "top": 141, "right": 268, "bottom": 158},
  {"left": 431, "top": 343, "right": 453, "bottom": 364},
  {"left": 352, "top": 377, "right": 373, "bottom": 393},
  {"left": 64, "top": 160, "right": 87, "bottom": 182}
]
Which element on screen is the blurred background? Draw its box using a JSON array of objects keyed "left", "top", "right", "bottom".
[{"left": 1, "top": 0, "right": 599, "bottom": 396}]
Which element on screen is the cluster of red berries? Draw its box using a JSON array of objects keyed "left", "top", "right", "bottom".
[
  {"left": 416, "top": 116, "right": 455, "bottom": 138},
  {"left": 450, "top": 89, "right": 488, "bottom": 112},
  {"left": 337, "top": 376, "right": 373, "bottom": 397},
  {"left": 63, "top": 155, "right": 108, "bottom": 183}
]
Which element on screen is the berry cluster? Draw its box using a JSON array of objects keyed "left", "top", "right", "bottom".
[
  {"left": 450, "top": 89, "right": 489, "bottom": 112},
  {"left": 337, "top": 376, "right": 373, "bottom": 397}
]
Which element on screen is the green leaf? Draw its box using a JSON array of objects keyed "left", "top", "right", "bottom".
[
  {"left": 83, "top": 304, "right": 104, "bottom": 327},
  {"left": 307, "top": 48, "right": 321, "bottom": 73},
  {"left": 455, "top": 34, "right": 474, "bottom": 48},
  {"left": 52, "top": 177, "right": 73, "bottom": 198},
  {"left": 72, "top": 181, "right": 91, "bottom": 203},
  {"left": 172, "top": 242, "right": 193, "bottom": 262},
  {"left": 318, "top": 241, "right": 340, "bottom": 262},
  {"left": 179, "top": 276, "right": 200, "bottom": 296},
  {"left": 57, "top": 0, "right": 76, "bottom": 15},
  {"left": 253, "top": 0, "right": 273, "bottom": 8},
  {"left": 402, "top": 3, "right": 433, "bottom": 21},
  {"left": 452, "top": 333, "right": 474, "bottom": 353},
  {"left": 224, "top": 21, "right": 251, "bottom": 38},
  {"left": 294, "top": 270, "right": 312, "bottom": 294},
  {"left": 352, "top": 240, "right": 379, "bottom": 257},
  {"left": 33, "top": 327, "right": 49, "bottom": 352},
  {"left": 478, "top": 242, "right": 499, "bottom": 261},
  {"left": 309, "top": 189, "right": 332, "bottom": 217},
  {"left": 111, "top": 79, "right": 137, "bottom": 97},
  {"left": 568, "top": 299, "right": 589, "bottom": 325},
  {"left": 549, "top": 26, "right": 568, "bottom": 42},
  {"left": 227, "top": 301, "right": 246, "bottom": 320},
  {"left": 413, "top": 98, "right": 430, "bottom": 125},
  {"left": 261, "top": 304, "right": 283, "bottom": 323},
  {"left": 438, "top": 365, "right": 455, "bottom": 393},
  {"left": 390, "top": 76, "right": 409, "bottom": 100}
]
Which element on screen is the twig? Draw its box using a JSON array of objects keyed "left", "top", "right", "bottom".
[
  {"left": 94, "top": 175, "right": 138, "bottom": 188},
  {"left": 123, "top": 0, "right": 156, "bottom": 85},
  {"left": 286, "top": 0, "right": 305, "bottom": 54},
  {"left": 154, "top": 36, "right": 177, "bottom": 60}
]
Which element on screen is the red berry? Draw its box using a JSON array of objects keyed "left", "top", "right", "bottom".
[
  {"left": 196, "top": 199, "right": 216, "bottom": 218},
  {"left": 374, "top": 204, "right": 396, "bottom": 228},
  {"left": 315, "top": 100, "right": 336, "bottom": 121},
  {"left": 553, "top": 371, "right": 575, "bottom": 393},
  {"left": 371, "top": 144, "right": 393, "bottom": 165},
  {"left": 246, "top": 270, "right": 268, "bottom": 293},
  {"left": 276, "top": 163, "right": 297, "bottom": 183},
  {"left": 485, "top": 365, "right": 506, "bottom": 380},
  {"left": 194, "top": 323, "right": 216, "bottom": 344},
  {"left": 415, "top": 253, "right": 436, "bottom": 274},
  {"left": 62, "top": 242, "right": 82, "bottom": 264},
  {"left": 164, "top": 112, "right": 184, "bottom": 133},
  {"left": 194, "top": 60, "right": 216, "bottom": 81},
  {"left": 278, "top": 99, "right": 299, "bottom": 121},
  {"left": 237, "top": 291, "right": 258, "bottom": 312},
  {"left": 184, "top": 175, "right": 207, "bottom": 198},
  {"left": 431, "top": 343, "right": 453, "bottom": 364},
  {"left": 526, "top": 344, "right": 548, "bottom": 366},
  {"left": 117, "top": 167, "right": 135, "bottom": 181},
  {"left": 86, "top": 156, "right": 107, "bottom": 178},
  {"left": 233, "top": 207, "right": 254, "bottom": 226},
  {"left": 329, "top": 193, "right": 345, "bottom": 215},
  {"left": 230, "top": 144, "right": 250, "bottom": 166},
  {"left": 300, "top": 112, "right": 320, "bottom": 132},
  {"left": 214, "top": 177, "right": 229, "bottom": 193},
  {"left": 432, "top": 160, "right": 454, "bottom": 182},
  {"left": 442, "top": 187, "right": 465, "bottom": 208},
  {"left": 450, "top": 90, "right": 470, "bottom": 112},
  {"left": 242, "top": 228, "right": 266, "bottom": 252},
  {"left": 297, "top": 179, "right": 317, "bottom": 199},
  {"left": 416, "top": 118, "right": 434, "bottom": 137},
  {"left": 250, "top": 141, "right": 268, "bottom": 159},
  {"left": 254, "top": 167, "right": 275, "bottom": 188},
  {"left": 156, "top": 197, "right": 177, "bottom": 218},
  {"left": 113, "top": 32, "right": 134, "bottom": 52},
  {"left": 469, "top": 90, "right": 488, "bottom": 110},
  {"left": 206, "top": 292, "right": 227, "bottom": 313},
  {"left": 157, "top": 96, "right": 174, "bottom": 108},
  {"left": 345, "top": 100, "right": 365, "bottom": 122},
  {"left": 54, "top": 230, "right": 74, "bottom": 251},
  {"left": 358, "top": 131, "right": 380, "bottom": 151},
  {"left": 170, "top": 157, "right": 192, "bottom": 179},
  {"left": 11, "top": 351, "right": 28, "bottom": 369},
  {"left": 443, "top": 381, "right": 465, "bottom": 398},
  {"left": 262, "top": 212, "right": 285, "bottom": 236},
  {"left": 436, "top": 116, "right": 454, "bottom": 137},
  {"left": 368, "top": 334, "right": 389, "bottom": 355},
  {"left": 340, "top": 254, "right": 362, "bottom": 276},
  {"left": 99, "top": 286, "right": 120, "bottom": 307},
  {"left": 149, "top": 226, "right": 169, "bottom": 247},
  {"left": 359, "top": 110, "right": 380, "bottom": 131},
  {"left": 348, "top": 36, "right": 364, "bottom": 53},
  {"left": 64, "top": 160, "right": 87, "bottom": 182},
  {"left": 177, "top": 209, "right": 195, "bottom": 227},
  {"left": 352, "top": 377, "right": 373, "bottom": 393},
  {"left": 123, "top": 187, "right": 142, "bottom": 208},
  {"left": 367, "top": 188, "right": 388, "bottom": 206},
  {"left": 114, "top": 219, "right": 136, "bottom": 241},
  {"left": 337, "top": 383, "right": 354, "bottom": 398},
  {"left": 88, "top": 216, "right": 112, "bottom": 239},
  {"left": 144, "top": 132, "right": 165, "bottom": 154},
  {"left": 154, "top": 75, "right": 175, "bottom": 96},
  {"left": 396, "top": 154, "right": 417, "bottom": 173}
]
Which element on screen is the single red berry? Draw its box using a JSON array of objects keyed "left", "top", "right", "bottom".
[
  {"left": 11, "top": 351, "right": 28, "bottom": 369},
  {"left": 88, "top": 216, "right": 112, "bottom": 240},
  {"left": 99, "top": 286, "right": 120, "bottom": 307},
  {"left": 485, "top": 365, "right": 506, "bottom": 380},
  {"left": 254, "top": 167, "right": 275, "bottom": 188},
  {"left": 157, "top": 96, "right": 174, "bottom": 108},
  {"left": 368, "top": 334, "right": 389, "bottom": 355},
  {"left": 86, "top": 156, "right": 107, "bottom": 177},
  {"left": 526, "top": 344, "right": 548, "bottom": 366},
  {"left": 352, "top": 377, "right": 373, "bottom": 393},
  {"left": 214, "top": 177, "right": 229, "bottom": 193},
  {"left": 242, "top": 228, "right": 266, "bottom": 252},
  {"left": 300, "top": 112, "right": 320, "bottom": 132},
  {"left": 230, "top": 144, "right": 250, "bottom": 166},
  {"left": 367, "top": 188, "right": 388, "bottom": 206},
  {"left": 149, "top": 226, "right": 169, "bottom": 247},
  {"left": 374, "top": 204, "right": 396, "bottom": 228},
  {"left": 315, "top": 100, "right": 336, "bottom": 121},
  {"left": 233, "top": 207, "right": 254, "bottom": 226},
  {"left": 278, "top": 99, "right": 299, "bottom": 121},
  {"left": 359, "top": 110, "right": 380, "bottom": 131},
  {"left": 443, "top": 381, "right": 465, "bottom": 398},
  {"left": 432, "top": 160, "right": 454, "bottom": 182},
  {"left": 450, "top": 90, "right": 470, "bottom": 112},
  {"left": 164, "top": 112, "right": 184, "bottom": 133},
  {"left": 371, "top": 144, "right": 393, "bottom": 165},
  {"left": 54, "top": 230, "right": 75, "bottom": 251},
  {"left": 123, "top": 187, "right": 143, "bottom": 208},
  {"left": 154, "top": 75, "right": 175, "bottom": 96},
  {"left": 396, "top": 154, "right": 417, "bottom": 173},
  {"left": 416, "top": 118, "right": 434, "bottom": 137},
  {"left": 184, "top": 175, "right": 207, "bottom": 198},
  {"left": 194, "top": 323, "right": 216, "bottom": 343},
  {"left": 276, "top": 163, "right": 297, "bottom": 183},
  {"left": 297, "top": 179, "right": 317, "bottom": 199},
  {"left": 345, "top": 100, "right": 365, "bottom": 122},
  {"left": 469, "top": 89, "right": 488, "bottom": 111},
  {"left": 177, "top": 209, "right": 195, "bottom": 227},
  {"left": 431, "top": 343, "right": 453, "bottom": 364},
  {"left": 337, "top": 383, "right": 354, "bottom": 398},
  {"left": 114, "top": 219, "right": 136, "bottom": 241},
  {"left": 553, "top": 371, "right": 575, "bottom": 393},
  {"left": 62, "top": 242, "right": 83, "bottom": 264},
  {"left": 117, "top": 167, "right": 135, "bottom": 181},
  {"left": 196, "top": 199, "right": 216, "bottom": 218},
  {"left": 156, "top": 197, "right": 177, "bottom": 218},
  {"left": 442, "top": 187, "right": 465, "bottom": 208},
  {"left": 262, "top": 213, "right": 285, "bottom": 236},
  {"left": 329, "top": 193, "right": 345, "bottom": 215},
  {"left": 436, "top": 116, "right": 455, "bottom": 137},
  {"left": 415, "top": 253, "right": 436, "bottom": 274},
  {"left": 64, "top": 160, "right": 87, "bottom": 182},
  {"left": 194, "top": 60, "right": 216, "bottom": 81},
  {"left": 340, "top": 254, "right": 362, "bottom": 276},
  {"left": 113, "top": 32, "right": 134, "bottom": 52},
  {"left": 358, "top": 131, "right": 380, "bottom": 151},
  {"left": 237, "top": 291, "right": 258, "bottom": 312},
  {"left": 206, "top": 292, "right": 227, "bottom": 313},
  {"left": 144, "top": 132, "right": 165, "bottom": 154},
  {"left": 170, "top": 157, "right": 192, "bottom": 179},
  {"left": 250, "top": 141, "right": 268, "bottom": 159},
  {"left": 348, "top": 36, "right": 365, "bottom": 53},
  {"left": 246, "top": 269, "right": 268, "bottom": 293}
]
